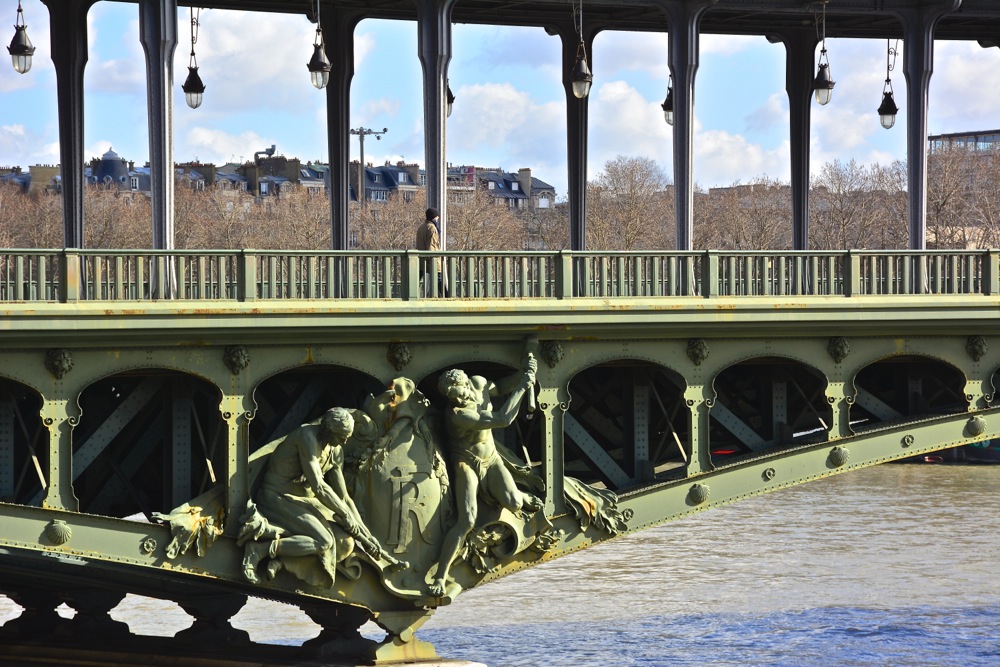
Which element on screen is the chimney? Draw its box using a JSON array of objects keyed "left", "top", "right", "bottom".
[{"left": 517, "top": 168, "right": 532, "bottom": 199}]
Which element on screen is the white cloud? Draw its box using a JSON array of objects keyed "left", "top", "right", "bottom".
[
  {"left": 744, "top": 93, "right": 788, "bottom": 134},
  {"left": 589, "top": 80, "right": 672, "bottom": 179},
  {"left": 361, "top": 98, "right": 401, "bottom": 120},
  {"left": 702, "top": 34, "right": 762, "bottom": 57},
  {"left": 595, "top": 33, "right": 670, "bottom": 81},
  {"left": 180, "top": 127, "right": 277, "bottom": 165},
  {"left": 0, "top": 124, "right": 59, "bottom": 166},
  {"left": 694, "top": 131, "right": 789, "bottom": 186},
  {"left": 176, "top": 9, "right": 319, "bottom": 113}
]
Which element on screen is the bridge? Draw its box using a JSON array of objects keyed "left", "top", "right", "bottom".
[
  {"left": 7, "top": 0, "right": 1000, "bottom": 663},
  {"left": 2, "top": 246, "right": 999, "bottom": 663}
]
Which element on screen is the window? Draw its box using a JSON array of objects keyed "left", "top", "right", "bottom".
[
  {"left": 373, "top": 174, "right": 380, "bottom": 183},
  {"left": 512, "top": 182, "right": 519, "bottom": 191},
  {"left": 399, "top": 172, "right": 408, "bottom": 183},
  {"left": 403, "top": 191, "right": 413, "bottom": 202},
  {"left": 130, "top": 177, "right": 139, "bottom": 190},
  {"left": 488, "top": 181, "right": 495, "bottom": 190},
  {"left": 373, "top": 190, "right": 387, "bottom": 201},
  {"left": 260, "top": 182, "right": 269, "bottom": 195}
]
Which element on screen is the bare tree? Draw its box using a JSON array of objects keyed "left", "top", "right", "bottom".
[
  {"left": 586, "top": 155, "right": 673, "bottom": 250},
  {"left": 697, "top": 177, "right": 791, "bottom": 250}
]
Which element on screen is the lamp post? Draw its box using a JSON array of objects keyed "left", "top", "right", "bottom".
[{"left": 349, "top": 127, "right": 387, "bottom": 208}]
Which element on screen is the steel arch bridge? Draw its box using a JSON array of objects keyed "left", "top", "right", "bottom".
[{"left": 1, "top": 247, "right": 998, "bottom": 663}]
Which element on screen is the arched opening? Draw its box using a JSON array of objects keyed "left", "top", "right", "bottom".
[
  {"left": 566, "top": 361, "right": 687, "bottom": 491},
  {"left": 73, "top": 370, "right": 224, "bottom": 518},
  {"left": 710, "top": 357, "right": 829, "bottom": 464},
  {"left": 0, "top": 377, "right": 44, "bottom": 506},
  {"left": 851, "top": 355, "right": 966, "bottom": 431}
]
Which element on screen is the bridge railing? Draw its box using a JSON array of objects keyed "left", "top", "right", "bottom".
[{"left": 0, "top": 248, "right": 997, "bottom": 302}]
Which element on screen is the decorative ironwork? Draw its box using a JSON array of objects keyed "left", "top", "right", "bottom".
[
  {"left": 966, "top": 335, "right": 988, "bottom": 362},
  {"left": 386, "top": 342, "right": 411, "bottom": 370},
  {"left": 686, "top": 338, "right": 709, "bottom": 366},
  {"left": 223, "top": 345, "right": 250, "bottom": 375},
  {"left": 827, "top": 337, "right": 850, "bottom": 363},
  {"left": 44, "top": 348, "right": 73, "bottom": 379},
  {"left": 44, "top": 519, "right": 72, "bottom": 545},
  {"left": 540, "top": 340, "right": 564, "bottom": 368}
]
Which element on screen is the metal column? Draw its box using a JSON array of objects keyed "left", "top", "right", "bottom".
[
  {"left": 773, "top": 29, "right": 817, "bottom": 251},
  {"left": 896, "top": 1, "right": 961, "bottom": 250},
  {"left": 139, "top": 0, "right": 178, "bottom": 252},
  {"left": 322, "top": 6, "right": 361, "bottom": 252},
  {"left": 559, "top": 24, "right": 596, "bottom": 252},
  {"left": 416, "top": 0, "right": 455, "bottom": 248},
  {"left": 42, "top": 0, "right": 95, "bottom": 249},
  {"left": 661, "top": 0, "right": 716, "bottom": 252}
]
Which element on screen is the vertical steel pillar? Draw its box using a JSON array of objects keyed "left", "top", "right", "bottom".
[
  {"left": 42, "top": 0, "right": 95, "bottom": 249},
  {"left": 538, "top": 386, "right": 567, "bottom": 516},
  {"left": 895, "top": 1, "right": 960, "bottom": 250},
  {"left": 558, "top": 25, "right": 596, "bottom": 252},
  {"left": 772, "top": 29, "right": 817, "bottom": 251},
  {"left": 683, "top": 384, "right": 713, "bottom": 476},
  {"left": 659, "top": 0, "right": 716, "bottom": 251},
  {"left": 139, "top": 0, "right": 177, "bottom": 251},
  {"left": 41, "top": 398, "right": 79, "bottom": 511},
  {"left": 825, "top": 382, "right": 852, "bottom": 441},
  {"left": 416, "top": 0, "right": 456, "bottom": 249},
  {"left": 322, "top": 7, "right": 360, "bottom": 251}
]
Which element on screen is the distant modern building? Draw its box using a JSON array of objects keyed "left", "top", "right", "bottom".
[{"left": 929, "top": 130, "right": 1000, "bottom": 152}]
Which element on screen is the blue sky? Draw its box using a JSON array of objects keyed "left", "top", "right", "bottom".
[{"left": 3, "top": 0, "right": 1000, "bottom": 198}]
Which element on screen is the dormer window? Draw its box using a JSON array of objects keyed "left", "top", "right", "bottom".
[
  {"left": 488, "top": 181, "right": 495, "bottom": 190},
  {"left": 372, "top": 174, "right": 380, "bottom": 183},
  {"left": 130, "top": 177, "right": 139, "bottom": 190},
  {"left": 512, "top": 182, "right": 519, "bottom": 191},
  {"left": 399, "top": 172, "right": 407, "bottom": 183}
]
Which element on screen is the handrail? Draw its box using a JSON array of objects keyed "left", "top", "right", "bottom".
[{"left": 0, "top": 248, "right": 997, "bottom": 303}]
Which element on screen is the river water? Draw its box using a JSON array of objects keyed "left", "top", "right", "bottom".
[{"left": 2, "top": 464, "right": 998, "bottom": 666}]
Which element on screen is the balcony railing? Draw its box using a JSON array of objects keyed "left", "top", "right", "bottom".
[{"left": 0, "top": 249, "right": 997, "bottom": 303}]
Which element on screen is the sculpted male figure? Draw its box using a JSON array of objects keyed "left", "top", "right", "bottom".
[
  {"left": 429, "top": 358, "right": 543, "bottom": 596},
  {"left": 241, "top": 407, "right": 394, "bottom": 585}
]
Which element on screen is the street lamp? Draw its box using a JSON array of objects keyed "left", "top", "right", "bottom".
[
  {"left": 661, "top": 76, "right": 674, "bottom": 126},
  {"left": 569, "top": 0, "right": 591, "bottom": 99},
  {"left": 181, "top": 8, "right": 205, "bottom": 109},
  {"left": 307, "top": 0, "right": 331, "bottom": 89},
  {"left": 877, "top": 39, "right": 900, "bottom": 130},
  {"left": 8, "top": 0, "right": 34, "bottom": 75},
  {"left": 349, "top": 127, "right": 387, "bottom": 207},
  {"left": 447, "top": 83, "right": 455, "bottom": 118},
  {"left": 812, "top": 1, "right": 834, "bottom": 106}
]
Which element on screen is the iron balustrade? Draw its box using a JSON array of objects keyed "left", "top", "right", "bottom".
[{"left": 0, "top": 249, "right": 997, "bottom": 303}]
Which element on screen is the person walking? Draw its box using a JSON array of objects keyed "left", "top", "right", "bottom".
[{"left": 416, "top": 207, "right": 444, "bottom": 296}]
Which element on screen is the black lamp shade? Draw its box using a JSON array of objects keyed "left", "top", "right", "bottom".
[
  {"left": 8, "top": 24, "right": 34, "bottom": 74},
  {"left": 182, "top": 66, "right": 206, "bottom": 109},
  {"left": 661, "top": 88, "right": 674, "bottom": 126},
  {"left": 308, "top": 41, "right": 331, "bottom": 90},
  {"left": 878, "top": 90, "right": 898, "bottom": 130},
  {"left": 813, "top": 63, "right": 835, "bottom": 105},
  {"left": 571, "top": 54, "right": 592, "bottom": 99}
]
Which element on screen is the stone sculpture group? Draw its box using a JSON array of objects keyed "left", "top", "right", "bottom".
[{"left": 157, "top": 347, "right": 631, "bottom": 610}]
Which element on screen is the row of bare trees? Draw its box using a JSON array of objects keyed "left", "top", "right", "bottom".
[{"left": 0, "top": 144, "right": 994, "bottom": 251}]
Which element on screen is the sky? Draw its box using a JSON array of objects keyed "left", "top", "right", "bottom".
[{"left": 2, "top": 0, "right": 1000, "bottom": 199}]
